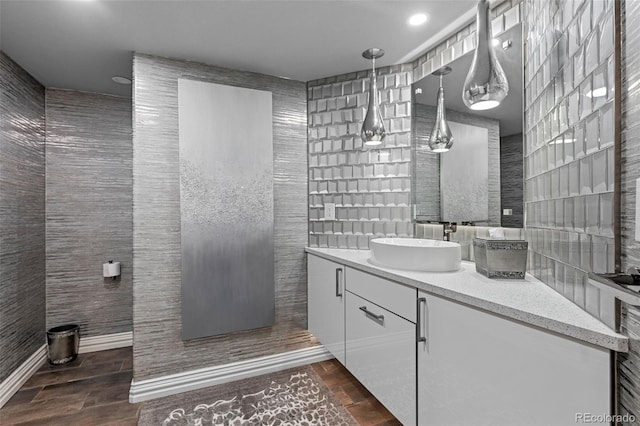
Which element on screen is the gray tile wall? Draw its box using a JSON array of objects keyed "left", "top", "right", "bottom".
[
  {"left": 45, "top": 89, "right": 133, "bottom": 337},
  {"left": 307, "top": 64, "right": 414, "bottom": 249},
  {"left": 0, "top": 52, "right": 46, "bottom": 383},
  {"left": 132, "top": 53, "right": 310, "bottom": 381},
  {"left": 500, "top": 133, "right": 524, "bottom": 227},
  {"left": 620, "top": 0, "right": 640, "bottom": 420},
  {"left": 523, "top": 0, "right": 616, "bottom": 326},
  {"left": 413, "top": 104, "right": 501, "bottom": 225}
]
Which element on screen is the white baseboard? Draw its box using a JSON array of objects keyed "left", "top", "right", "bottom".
[
  {"left": 129, "top": 345, "right": 332, "bottom": 403},
  {"left": 0, "top": 344, "right": 47, "bottom": 409},
  {"left": 79, "top": 331, "right": 132, "bottom": 354}
]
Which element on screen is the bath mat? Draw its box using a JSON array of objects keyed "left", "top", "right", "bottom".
[{"left": 138, "top": 365, "right": 358, "bottom": 425}]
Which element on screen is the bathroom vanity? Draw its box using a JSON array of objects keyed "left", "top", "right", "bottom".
[{"left": 307, "top": 248, "right": 628, "bottom": 426}]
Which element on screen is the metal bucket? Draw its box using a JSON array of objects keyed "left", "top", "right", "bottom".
[{"left": 47, "top": 324, "right": 80, "bottom": 365}]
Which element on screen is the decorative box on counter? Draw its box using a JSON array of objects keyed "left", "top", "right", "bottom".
[{"left": 473, "top": 238, "right": 528, "bottom": 279}]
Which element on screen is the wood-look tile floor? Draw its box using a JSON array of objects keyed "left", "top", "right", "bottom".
[
  {"left": 0, "top": 347, "right": 139, "bottom": 425},
  {"left": 0, "top": 348, "right": 400, "bottom": 425},
  {"left": 311, "top": 359, "right": 402, "bottom": 426}
]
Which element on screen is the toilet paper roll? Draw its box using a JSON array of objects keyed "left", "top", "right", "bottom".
[{"left": 103, "top": 262, "right": 121, "bottom": 278}]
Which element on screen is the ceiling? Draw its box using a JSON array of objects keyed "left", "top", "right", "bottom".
[
  {"left": 0, "top": 0, "right": 478, "bottom": 97},
  {"left": 414, "top": 25, "right": 523, "bottom": 136}
]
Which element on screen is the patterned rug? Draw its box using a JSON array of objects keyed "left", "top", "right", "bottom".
[{"left": 138, "top": 366, "right": 358, "bottom": 425}]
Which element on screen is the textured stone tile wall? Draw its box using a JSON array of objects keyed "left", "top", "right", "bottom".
[
  {"left": 45, "top": 89, "right": 132, "bottom": 337},
  {"left": 620, "top": 0, "right": 640, "bottom": 420},
  {"left": 132, "top": 53, "right": 310, "bottom": 381},
  {"left": 0, "top": 52, "right": 46, "bottom": 383},
  {"left": 523, "top": 0, "right": 616, "bottom": 327}
]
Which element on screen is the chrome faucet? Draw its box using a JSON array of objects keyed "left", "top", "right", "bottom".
[{"left": 443, "top": 222, "right": 457, "bottom": 241}]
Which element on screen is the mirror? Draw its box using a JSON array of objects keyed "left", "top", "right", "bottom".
[{"left": 412, "top": 23, "right": 523, "bottom": 228}]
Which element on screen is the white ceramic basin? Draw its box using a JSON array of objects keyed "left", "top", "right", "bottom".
[{"left": 369, "top": 238, "right": 461, "bottom": 272}]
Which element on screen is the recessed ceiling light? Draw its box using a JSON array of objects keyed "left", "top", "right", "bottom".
[
  {"left": 112, "top": 76, "right": 131, "bottom": 85},
  {"left": 408, "top": 13, "right": 428, "bottom": 26},
  {"left": 491, "top": 38, "right": 500, "bottom": 47}
]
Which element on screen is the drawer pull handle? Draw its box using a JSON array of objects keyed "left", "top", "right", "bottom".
[
  {"left": 335, "top": 268, "right": 343, "bottom": 297},
  {"left": 359, "top": 306, "right": 384, "bottom": 322},
  {"left": 417, "top": 297, "right": 427, "bottom": 343}
]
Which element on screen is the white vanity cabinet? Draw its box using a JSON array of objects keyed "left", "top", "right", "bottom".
[
  {"left": 307, "top": 255, "right": 345, "bottom": 364},
  {"left": 307, "top": 251, "right": 617, "bottom": 426},
  {"left": 345, "top": 268, "right": 417, "bottom": 426},
  {"left": 417, "top": 290, "right": 611, "bottom": 426}
]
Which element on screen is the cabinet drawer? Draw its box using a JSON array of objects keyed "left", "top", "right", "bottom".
[
  {"left": 346, "top": 267, "right": 416, "bottom": 322},
  {"left": 346, "top": 292, "right": 416, "bottom": 426}
]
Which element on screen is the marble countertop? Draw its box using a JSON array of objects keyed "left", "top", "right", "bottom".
[{"left": 306, "top": 247, "right": 629, "bottom": 352}]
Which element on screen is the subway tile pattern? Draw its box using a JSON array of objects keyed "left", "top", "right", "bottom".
[
  {"left": 620, "top": 0, "right": 640, "bottom": 421},
  {"left": 307, "top": 64, "right": 414, "bottom": 249},
  {"left": 132, "top": 54, "right": 310, "bottom": 381},
  {"left": 45, "top": 89, "right": 133, "bottom": 337},
  {"left": 0, "top": 52, "right": 46, "bottom": 383},
  {"left": 523, "top": 0, "right": 616, "bottom": 326}
]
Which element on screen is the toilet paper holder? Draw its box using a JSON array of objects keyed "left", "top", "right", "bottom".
[{"left": 103, "top": 260, "right": 121, "bottom": 279}]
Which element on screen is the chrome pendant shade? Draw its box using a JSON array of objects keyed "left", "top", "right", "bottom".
[
  {"left": 462, "top": 0, "right": 509, "bottom": 111},
  {"left": 429, "top": 67, "right": 454, "bottom": 152},
  {"left": 361, "top": 48, "right": 386, "bottom": 146}
]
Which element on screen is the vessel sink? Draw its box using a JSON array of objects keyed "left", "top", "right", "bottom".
[{"left": 369, "top": 238, "right": 461, "bottom": 272}]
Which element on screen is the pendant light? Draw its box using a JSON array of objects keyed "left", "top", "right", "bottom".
[
  {"left": 462, "top": 0, "right": 509, "bottom": 111},
  {"left": 429, "top": 67, "right": 454, "bottom": 152},
  {"left": 361, "top": 48, "right": 386, "bottom": 146}
]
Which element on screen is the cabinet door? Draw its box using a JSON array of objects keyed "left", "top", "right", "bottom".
[
  {"left": 307, "top": 255, "right": 345, "bottom": 365},
  {"left": 417, "top": 291, "right": 610, "bottom": 426},
  {"left": 346, "top": 291, "right": 416, "bottom": 426}
]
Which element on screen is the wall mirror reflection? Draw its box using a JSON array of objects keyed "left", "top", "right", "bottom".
[{"left": 412, "top": 23, "right": 523, "bottom": 228}]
